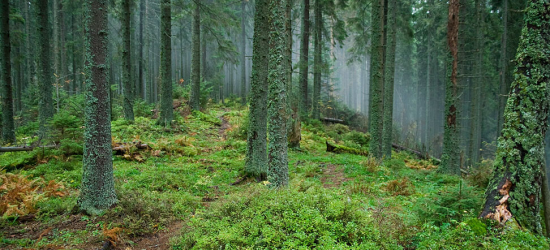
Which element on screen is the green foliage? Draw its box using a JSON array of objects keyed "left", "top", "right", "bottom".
[
  {"left": 415, "top": 180, "right": 482, "bottom": 226},
  {"left": 344, "top": 131, "right": 371, "bottom": 148},
  {"left": 134, "top": 100, "right": 156, "bottom": 118},
  {"left": 47, "top": 110, "right": 83, "bottom": 142},
  {"left": 465, "top": 159, "right": 493, "bottom": 188},
  {"left": 174, "top": 186, "right": 389, "bottom": 249},
  {"left": 465, "top": 218, "right": 487, "bottom": 236}
]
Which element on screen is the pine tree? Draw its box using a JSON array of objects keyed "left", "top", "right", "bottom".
[
  {"left": 267, "top": 0, "right": 289, "bottom": 187},
  {"left": 245, "top": 0, "right": 270, "bottom": 180},
  {"left": 1, "top": 0, "right": 15, "bottom": 143},
  {"left": 368, "top": 0, "right": 385, "bottom": 158},
  {"left": 190, "top": 1, "right": 201, "bottom": 111},
  {"left": 240, "top": 0, "right": 247, "bottom": 104},
  {"left": 78, "top": 0, "right": 117, "bottom": 215},
  {"left": 382, "top": 0, "right": 396, "bottom": 158},
  {"left": 480, "top": 0, "right": 550, "bottom": 234},
  {"left": 36, "top": 0, "right": 54, "bottom": 136},
  {"left": 122, "top": 0, "right": 134, "bottom": 121},
  {"left": 158, "top": 0, "right": 173, "bottom": 125},
  {"left": 440, "top": 0, "right": 460, "bottom": 175},
  {"left": 287, "top": 0, "right": 301, "bottom": 149}
]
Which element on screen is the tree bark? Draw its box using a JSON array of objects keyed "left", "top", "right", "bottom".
[
  {"left": 312, "top": 0, "right": 322, "bottom": 120},
  {"left": 382, "top": 0, "right": 396, "bottom": 158},
  {"left": 158, "top": 0, "right": 173, "bottom": 125},
  {"left": 122, "top": 0, "right": 134, "bottom": 121},
  {"left": 190, "top": 1, "right": 201, "bottom": 111},
  {"left": 480, "top": 0, "right": 550, "bottom": 234},
  {"left": 37, "top": 0, "right": 55, "bottom": 137},
  {"left": 298, "top": 0, "right": 310, "bottom": 117},
  {"left": 368, "top": 0, "right": 385, "bottom": 158},
  {"left": 1, "top": 0, "right": 15, "bottom": 143}
]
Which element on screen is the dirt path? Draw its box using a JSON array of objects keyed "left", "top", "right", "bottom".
[
  {"left": 218, "top": 115, "right": 230, "bottom": 140},
  {"left": 319, "top": 164, "right": 351, "bottom": 188},
  {"left": 129, "top": 221, "right": 184, "bottom": 250}
]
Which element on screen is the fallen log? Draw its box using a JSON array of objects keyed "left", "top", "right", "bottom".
[
  {"left": 0, "top": 145, "right": 57, "bottom": 153},
  {"left": 326, "top": 141, "right": 368, "bottom": 156},
  {"left": 322, "top": 117, "right": 345, "bottom": 124},
  {"left": 391, "top": 143, "right": 441, "bottom": 163}
]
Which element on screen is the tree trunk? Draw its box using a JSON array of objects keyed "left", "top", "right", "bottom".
[
  {"left": 298, "top": 0, "right": 310, "bottom": 117},
  {"left": 138, "top": 0, "right": 145, "bottom": 100},
  {"left": 312, "top": 0, "right": 322, "bottom": 120},
  {"left": 78, "top": 0, "right": 117, "bottom": 215},
  {"left": 440, "top": 0, "right": 460, "bottom": 175},
  {"left": 267, "top": 0, "right": 289, "bottom": 187},
  {"left": 122, "top": 0, "right": 134, "bottom": 121},
  {"left": 37, "top": 0, "right": 54, "bottom": 137},
  {"left": 1, "top": 0, "right": 15, "bottom": 143},
  {"left": 245, "top": 0, "right": 270, "bottom": 180},
  {"left": 382, "top": 0, "right": 396, "bottom": 158},
  {"left": 190, "top": 1, "right": 201, "bottom": 111},
  {"left": 158, "top": 0, "right": 173, "bottom": 125},
  {"left": 480, "top": 0, "right": 550, "bottom": 234},
  {"left": 240, "top": 0, "right": 247, "bottom": 104},
  {"left": 368, "top": 0, "right": 385, "bottom": 158}
]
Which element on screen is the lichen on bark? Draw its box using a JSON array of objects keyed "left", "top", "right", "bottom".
[
  {"left": 78, "top": 0, "right": 117, "bottom": 215},
  {"left": 480, "top": 0, "right": 550, "bottom": 234},
  {"left": 158, "top": 0, "right": 173, "bottom": 126}
]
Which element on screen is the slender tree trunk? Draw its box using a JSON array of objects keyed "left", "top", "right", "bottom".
[
  {"left": 298, "top": 0, "right": 310, "bottom": 117},
  {"left": 287, "top": 0, "right": 300, "bottom": 149},
  {"left": 158, "top": 0, "right": 173, "bottom": 125},
  {"left": 122, "top": 0, "right": 134, "bottom": 121},
  {"left": 245, "top": 0, "right": 270, "bottom": 180},
  {"left": 382, "top": 0, "right": 396, "bottom": 158},
  {"left": 240, "top": 0, "right": 247, "bottom": 104},
  {"left": 480, "top": 0, "right": 550, "bottom": 234},
  {"left": 37, "top": 0, "right": 54, "bottom": 136},
  {"left": 138, "top": 0, "right": 145, "bottom": 100},
  {"left": 190, "top": 1, "right": 201, "bottom": 111},
  {"left": 368, "top": 0, "right": 385, "bottom": 158},
  {"left": 78, "top": 0, "right": 117, "bottom": 215},
  {"left": 1, "top": 0, "right": 15, "bottom": 143},
  {"left": 268, "top": 0, "right": 289, "bottom": 187},
  {"left": 312, "top": 0, "right": 322, "bottom": 120}
]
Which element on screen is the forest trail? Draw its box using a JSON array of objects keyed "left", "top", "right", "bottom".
[{"left": 319, "top": 164, "right": 351, "bottom": 188}]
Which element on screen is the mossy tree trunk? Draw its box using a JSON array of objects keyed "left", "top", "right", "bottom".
[
  {"left": 381, "top": 0, "right": 396, "bottom": 158},
  {"left": 312, "top": 0, "right": 322, "bottom": 120},
  {"left": 244, "top": 0, "right": 270, "bottom": 180},
  {"left": 286, "top": 0, "right": 301, "bottom": 149},
  {"left": 480, "top": 0, "right": 550, "bottom": 234},
  {"left": 37, "top": 0, "right": 54, "bottom": 137},
  {"left": 240, "top": 0, "right": 247, "bottom": 104},
  {"left": 267, "top": 0, "right": 289, "bottom": 187},
  {"left": 298, "top": 0, "right": 310, "bottom": 117},
  {"left": 78, "top": 0, "right": 117, "bottom": 215},
  {"left": 122, "top": 0, "right": 134, "bottom": 121},
  {"left": 1, "top": 0, "right": 15, "bottom": 143},
  {"left": 190, "top": 1, "right": 201, "bottom": 111},
  {"left": 440, "top": 0, "right": 460, "bottom": 175},
  {"left": 368, "top": 0, "right": 385, "bottom": 159},
  {"left": 158, "top": 0, "right": 173, "bottom": 125}
]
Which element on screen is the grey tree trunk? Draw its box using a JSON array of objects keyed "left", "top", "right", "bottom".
[
  {"left": 190, "top": 1, "right": 201, "bottom": 111},
  {"left": 382, "top": 0, "right": 396, "bottom": 158},
  {"left": 245, "top": 0, "right": 270, "bottom": 180},
  {"left": 1, "top": 0, "right": 15, "bottom": 143},
  {"left": 122, "top": 0, "right": 134, "bottom": 121},
  {"left": 37, "top": 0, "right": 54, "bottom": 137},
  {"left": 158, "top": 0, "right": 173, "bottom": 125},
  {"left": 78, "top": 0, "right": 117, "bottom": 215},
  {"left": 267, "top": 0, "right": 289, "bottom": 187},
  {"left": 312, "top": 0, "right": 322, "bottom": 120},
  {"left": 240, "top": 0, "right": 247, "bottom": 104},
  {"left": 298, "top": 0, "right": 310, "bottom": 117},
  {"left": 368, "top": 0, "right": 385, "bottom": 158}
]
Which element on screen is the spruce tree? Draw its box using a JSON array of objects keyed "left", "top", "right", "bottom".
[
  {"left": 267, "top": 0, "right": 289, "bottom": 187},
  {"left": 190, "top": 1, "right": 201, "bottom": 111},
  {"left": 158, "top": 0, "right": 173, "bottom": 125},
  {"left": 36, "top": 0, "right": 54, "bottom": 136},
  {"left": 480, "top": 0, "right": 550, "bottom": 234},
  {"left": 122, "top": 0, "right": 134, "bottom": 121},
  {"left": 78, "top": 0, "right": 117, "bottom": 215},
  {"left": 1, "top": 0, "right": 15, "bottom": 143},
  {"left": 311, "top": 0, "right": 322, "bottom": 120},
  {"left": 382, "top": 0, "right": 396, "bottom": 158},
  {"left": 368, "top": 0, "right": 385, "bottom": 159},
  {"left": 245, "top": 0, "right": 269, "bottom": 180},
  {"left": 298, "top": 0, "right": 310, "bottom": 117}
]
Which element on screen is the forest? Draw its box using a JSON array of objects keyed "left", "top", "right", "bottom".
[{"left": 1, "top": 0, "right": 550, "bottom": 249}]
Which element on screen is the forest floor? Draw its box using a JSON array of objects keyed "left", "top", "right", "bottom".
[{"left": 1, "top": 100, "right": 549, "bottom": 249}]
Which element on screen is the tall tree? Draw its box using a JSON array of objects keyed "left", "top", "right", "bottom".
[
  {"left": 268, "top": 0, "right": 289, "bottom": 187},
  {"left": 298, "top": 0, "right": 310, "bottom": 117},
  {"left": 158, "top": 0, "right": 173, "bottom": 125},
  {"left": 245, "top": 0, "right": 270, "bottom": 180},
  {"left": 190, "top": 1, "right": 201, "bottom": 111},
  {"left": 240, "top": 0, "right": 247, "bottom": 104},
  {"left": 138, "top": 0, "right": 145, "bottom": 100},
  {"left": 480, "top": 0, "right": 550, "bottom": 234},
  {"left": 1, "top": 0, "right": 15, "bottom": 143},
  {"left": 36, "top": 0, "right": 54, "bottom": 136},
  {"left": 440, "top": 0, "right": 460, "bottom": 175},
  {"left": 78, "top": 0, "right": 117, "bottom": 215},
  {"left": 311, "top": 0, "right": 322, "bottom": 120},
  {"left": 368, "top": 0, "right": 385, "bottom": 158},
  {"left": 122, "top": 0, "right": 134, "bottom": 121},
  {"left": 287, "top": 0, "right": 301, "bottom": 149},
  {"left": 382, "top": 0, "right": 396, "bottom": 158}
]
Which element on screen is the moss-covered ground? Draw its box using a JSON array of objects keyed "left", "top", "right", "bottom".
[{"left": 1, "top": 100, "right": 549, "bottom": 249}]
